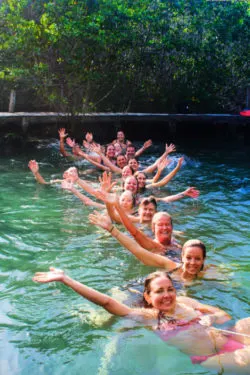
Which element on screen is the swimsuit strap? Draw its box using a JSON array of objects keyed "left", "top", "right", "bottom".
[
  {"left": 167, "top": 263, "right": 183, "bottom": 275},
  {"left": 157, "top": 311, "right": 177, "bottom": 329}
]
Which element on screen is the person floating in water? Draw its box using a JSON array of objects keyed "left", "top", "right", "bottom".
[{"left": 33, "top": 268, "right": 250, "bottom": 373}]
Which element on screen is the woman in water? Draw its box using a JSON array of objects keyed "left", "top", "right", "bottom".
[{"left": 33, "top": 268, "right": 250, "bottom": 373}]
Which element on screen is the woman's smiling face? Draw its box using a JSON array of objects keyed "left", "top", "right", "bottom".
[
  {"left": 124, "top": 176, "right": 138, "bottom": 194},
  {"left": 144, "top": 277, "right": 176, "bottom": 312},
  {"left": 182, "top": 246, "right": 204, "bottom": 276}
]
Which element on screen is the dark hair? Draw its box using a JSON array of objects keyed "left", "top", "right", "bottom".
[
  {"left": 182, "top": 239, "right": 206, "bottom": 270},
  {"left": 139, "top": 196, "right": 157, "bottom": 210},
  {"left": 142, "top": 271, "right": 174, "bottom": 308},
  {"left": 126, "top": 143, "right": 136, "bottom": 150},
  {"left": 105, "top": 143, "right": 115, "bottom": 154}
]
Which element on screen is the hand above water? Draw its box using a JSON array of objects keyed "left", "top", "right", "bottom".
[{"left": 33, "top": 267, "right": 65, "bottom": 283}]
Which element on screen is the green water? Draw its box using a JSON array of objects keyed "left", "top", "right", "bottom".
[{"left": 1, "top": 139, "right": 250, "bottom": 375}]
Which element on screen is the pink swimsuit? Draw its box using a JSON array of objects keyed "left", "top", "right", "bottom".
[
  {"left": 191, "top": 337, "right": 245, "bottom": 364},
  {"left": 157, "top": 312, "right": 245, "bottom": 364},
  {"left": 157, "top": 311, "right": 201, "bottom": 340}
]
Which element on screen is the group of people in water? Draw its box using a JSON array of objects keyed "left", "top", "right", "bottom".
[{"left": 30, "top": 129, "right": 250, "bottom": 373}]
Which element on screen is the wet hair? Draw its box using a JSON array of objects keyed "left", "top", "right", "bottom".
[
  {"left": 134, "top": 171, "right": 148, "bottom": 193},
  {"left": 139, "top": 196, "right": 157, "bottom": 210},
  {"left": 143, "top": 271, "right": 175, "bottom": 308},
  {"left": 182, "top": 239, "right": 206, "bottom": 270},
  {"left": 126, "top": 143, "right": 136, "bottom": 150},
  {"left": 151, "top": 211, "right": 173, "bottom": 232}
]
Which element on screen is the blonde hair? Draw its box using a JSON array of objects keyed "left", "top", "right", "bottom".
[{"left": 151, "top": 211, "right": 172, "bottom": 232}]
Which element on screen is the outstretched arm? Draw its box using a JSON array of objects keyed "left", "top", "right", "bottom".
[
  {"left": 28, "top": 160, "right": 49, "bottom": 185},
  {"left": 89, "top": 212, "right": 176, "bottom": 269},
  {"left": 71, "top": 144, "right": 110, "bottom": 171},
  {"left": 114, "top": 198, "right": 164, "bottom": 252},
  {"left": 142, "top": 143, "right": 176, "bottom": 174},
  {"left": 135, "top": 139, "right": 153, "bottom": 158},
  {"left": 58, "top": 128, "right": 72, "bottom": 157},
  {"left": 146, "top": 157, "right": 184, "bottom": 188},
  {"left": 61, "top": 180, "right": 105, "bottom": 209},
  {"left": 151, "top": 158, "right": 170, "bottom": 183},
  {"left": 63, "top": 167, "right": 103, "bottom": 200},
  {"left": 178, "top": 296, "right": 231, "bottom": 325},
  {"left": 91, "top": 145, "right": 123, "bottom": 174},
  {"left": 33, "top": 267, "right": 132, "bottom": 316},
  {"left": 154, "top": 187, "right": 200, "bottom": 203}
]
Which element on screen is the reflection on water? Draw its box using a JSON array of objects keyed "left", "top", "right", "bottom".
[{"left": 0, "top": 139, "right": 250, "bottom": 375}]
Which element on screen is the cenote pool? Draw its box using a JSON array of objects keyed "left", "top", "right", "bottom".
[{"left": 1, "top": 137, "right": 250, "bottom": 375}]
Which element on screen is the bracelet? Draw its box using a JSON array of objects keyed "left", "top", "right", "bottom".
[{"left": 109, "top": 225, "right": 115, "bottom": 234}]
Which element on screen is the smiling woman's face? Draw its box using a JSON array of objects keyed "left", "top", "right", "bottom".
[
  {"left": 182, "top": 246, "right": 204, "bottom": 276},
  {"left": 124, "top": 176, "right": 138, "bottom": 194},
  {"left": 144, "top": 277, "right": 176, "bottom": 312}
]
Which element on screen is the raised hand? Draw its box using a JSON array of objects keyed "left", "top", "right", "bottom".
[
  {"left": 177, "top": 156, "right": 184, "bottom": 168},
  {"left": 66, "top": 137, "right": 76, "bottom": 148},
  {"left": 61, "top": 180, "right": 74, "bottom": 191},
  {"left": 143, "top": 139, "right": 152, "bottom": 149},
  {"left": 99, "top": 171, "right": 117, "bottom": 192},
  {"left": 33, "top": 267, "right": 65, "bottom": 283},
  {"left": 89, "top": 211, "right": 113, "bottom": 231},
  {"left": 58, "top": 128, "right": 68, "bottom": 139},
  {"left": 165, "top": 143, "right": 176, "bottom": 154},
  {"left": 157, "top": 157, "right": 170, "bottom": 172},
  {"left": 63, "top": 167, "right": 79, "bottom": 182},
  {"left": 183, "top": 187, "right": 200, "bottom": 198},
  {"left": 89, "top": 144, "right": 102, "bottom": 155},
  {"left": 28, "top": 160, "right": 39, "bottom": 174}
]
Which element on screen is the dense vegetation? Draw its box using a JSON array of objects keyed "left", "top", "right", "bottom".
[{"left": 1, "top": 0, "right": 249, "bottom": 113}]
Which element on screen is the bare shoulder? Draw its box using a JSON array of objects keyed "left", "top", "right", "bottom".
[
  {"left": 128, "top": 308, "right": 158, "bottom": 321},
  {"left": 177, "top": 296, "right": 200, "bottom": 308}
]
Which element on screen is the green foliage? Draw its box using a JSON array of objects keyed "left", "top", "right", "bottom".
[{"left": 1, "top": 0, "right": 249, "bottom": 112}]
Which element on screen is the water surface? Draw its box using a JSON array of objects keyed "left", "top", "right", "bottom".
[{"left": 1, "top": 138, "right": 250, "bottom": 375}]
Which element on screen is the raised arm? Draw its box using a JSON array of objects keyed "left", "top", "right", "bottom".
[
  {"left": 142, "top": 143, "right": 175, "bottom": 174},
  {"left": 114, "top": 199, "right": 164, "bottom": 252},
  {"left": 61, "top": 180, "right": 105, "bottom": 209},
  {"left": 91, "top": 145, "right": 123, "bottom": 174},
  {"left": 134, "top": 139, "right": 152, "bottom": 158},
  {"left": 146, "top": 157, "right": 184, "bottom": 188},
  {"left": 58, "top": 128, "right": 72, "bottom": 157},
  {"left": 155, "top": 187, "right": 200, "bottom": 203},
  {"left": 151, "top": 158, "right": 170, "bottom": 183},
  {"left": 63, "top": 167, "right": 103, "bottom": 200},
  {"left": 89, "top": 212, "right": 177, "bottom": 269},
  {"left": 33, "top": 267, "right": 132, "bottom": 316},
  {"left": 71, "top": 144, "right": 110, "bottom": 171},
  {"left": 28, "top": 160, "right": 49, "bottom": 185}
]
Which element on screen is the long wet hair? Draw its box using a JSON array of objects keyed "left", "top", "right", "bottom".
[
  {"left": 134, "top": 171, "right": 148, "bottom": 193},
  {"left": 181, "top": 239, "right": 206, "bottom": 270},
  {"left": 142, "top": 271, "right": 175, "bottom": 308}
]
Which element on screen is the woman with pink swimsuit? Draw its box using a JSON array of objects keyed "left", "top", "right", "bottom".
[{"left": 33, "top": 269, "right": 250, "bottom": 373}]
